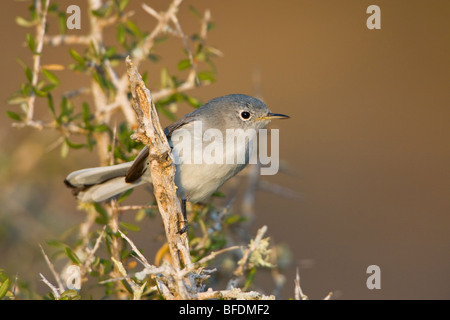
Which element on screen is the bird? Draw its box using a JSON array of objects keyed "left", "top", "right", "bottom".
[{"left": 64, "top": 94, "right": 289, "bottom": 232}]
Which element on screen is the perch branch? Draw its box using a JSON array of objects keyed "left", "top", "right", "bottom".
[{"left": 125, "top": 56, "right": 192, "bottom": 274}]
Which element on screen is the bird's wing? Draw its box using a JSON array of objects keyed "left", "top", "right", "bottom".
[
  {"left": 125, "top": 112, "right": 200, "bottom": 183},
  {"left": 125, "top": 145, "right": 150, "bottom": 183},
  {"left": 163, "top": 112, "right": 200, "bottom": 138}
]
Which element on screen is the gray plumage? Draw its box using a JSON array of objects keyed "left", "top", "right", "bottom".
[{"left": 64, "top": 94, "right": 288, "bottom": 203}]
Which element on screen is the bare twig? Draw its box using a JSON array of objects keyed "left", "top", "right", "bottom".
[
  {"left": 39, "top": 244, "right": 64, "bottom": 294},
  {"left": 170, "top": 14, "right": 199, "bottom": 85},
  {"left": 137, "top": 0, "right": 183, "bottom": 68},
  {"left": 141, "top": 3, "right": 160, "bottom": 20},
  {"left": 324, "top": 292, "right": 334, "bottom": 300},
  {"left": 200, "top": 10, "right": 211, "bottom": 40},
  {"left": 118, "top": 204, "right": 158, "bottom": 212},
  {"left": 110, "top": 257, "right": 147, "bottom": 300},
  {"left": 119, "top": 230, "right": 150, "bottom": 266},
  {"left": 81, "top": 226, "right": 106, "bottom": 275},
  {"left": 294, "top": 267, "right": 308, "bottom": 300},
  {"left": 118, "top": 228, "right": 190, "bottom": 300},
  {"left": 39, "top": 273, "right": 60, "bottom": 299},
  {"left": 182, "top": 246, "right": 241, "bottom": 276},
  {"left": 259, "top": 180, "right": 302, "bottom": 200},
  {"left": 234, "top": 225, "right": 269, "bottom": 277},
  {"left": 26, "top": 0, "right": 50, "bottom": 123},
  {"left": 44, "top": 34, "right": 91, "bottom": 46}
]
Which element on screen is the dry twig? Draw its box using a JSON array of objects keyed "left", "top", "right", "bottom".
[
  {"left": 39, "top": 244, "right": 64, "bottom": 294},
  {"left": 25, "top": 0, "right": 50, "bottom": 123}
]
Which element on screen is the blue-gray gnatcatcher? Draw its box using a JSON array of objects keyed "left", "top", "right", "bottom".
[{"left": 65, "top": 94, "right": 289, "bottom": 231}]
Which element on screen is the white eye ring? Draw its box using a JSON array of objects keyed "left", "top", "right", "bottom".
[{"left": 239, "top": 110, "right": 251, "bottom": 121}]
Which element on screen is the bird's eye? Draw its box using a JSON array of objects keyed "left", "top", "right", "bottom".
[{"left": 240, "top": 111, "right": 251, "bottom": 120}]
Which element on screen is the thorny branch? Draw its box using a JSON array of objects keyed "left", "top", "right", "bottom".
[
  {"left": 113, "top": 226, "right": 275, "bottom": 300},
  {"left": 126, "top": 56, "right": 192, "bottom": 277}
]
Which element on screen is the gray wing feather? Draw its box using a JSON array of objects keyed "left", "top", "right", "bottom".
[
  {"left": 65, "top": 162, "right": 132, "bottom": 187},
  {"left": 77, "top": 176, "right": 147, "bottom": 202}
]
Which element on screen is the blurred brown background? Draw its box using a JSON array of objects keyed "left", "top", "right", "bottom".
[{"left": 1, "top": 0, "right": 449, "bottom": 299}]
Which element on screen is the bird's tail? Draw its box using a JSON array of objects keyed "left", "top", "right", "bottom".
[{"left": 64, "top": 162, "right": 147, "bottom": 202}]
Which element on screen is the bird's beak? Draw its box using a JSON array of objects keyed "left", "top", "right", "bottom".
[{"left": 256, "top": 112, "right": 290, "bottom": 121}]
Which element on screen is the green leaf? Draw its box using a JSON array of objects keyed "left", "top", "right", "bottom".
[
  {"left": 120, "top": 222, "right": 140, "bottom": 232},
  {"left": 60, "top": 140, "right": 69, "bottom": 158},
  {"left": 33, "top": 87, "right": 48, "bottom": 97},
  {"left": 212, "top": 191, "right": 226, "bottom": 198},
  {"left": 47, "top": 94, "right": 56, "bottom": 117},
  {"left": 46, "top": 239, "right": 66, "bottom": 247},
  {"left": 58, "top": 12, "right": 67, "bottom": 35},
  {"left": 195, "top": 51, "right": 206, "bottom": 62},
  {"left": 118, "top": 189, "right": 133, "bottom": 203},
  {"left": 7, "top": 96, "right": 27, "bottom": 105},
  {"left": 25, "top": 66, "right": 33, "bottom": 82},
  {"left": 58, "top": 96, "right": 74, "bottom": 123},
  {"left": 69, "top": 49, "right": 85, "bottom": 64},
  {"left": 197, "top": 71, "right": 216, "bottom": 83},
  {"left": 160, "top": 68, "right": 174, "bottom": 88},
  {"left": 207, "top": 22, "right": 216, "bottom": 32},
  {"left": 154, "top": 36, "right": 168, "bottom": 45},
  {"left": 119, "top": 0, "right": 130, "bottom": 11},
  {"left": 6, "top": 111, "right": 22, "bottom": 121},
  {"left": 195, "top": 43, "right": 204, "bottom": 56},
  {"left": 65, "top": 247, "right": 81, "bottom": 265},
  {"left": 135, "top": 208, "right": 149, "bottom": 222},
  {"left": 0, "top": 276, "right": 10, "bottom": 299},
  {"left": 116, "top": 24, "right": 126, "bottom": 45},
  {"left": 177, "top": 59, "right": 191, "bottom": 71},
  {"left": 93, "top": 123, "right": 109, "bottom": 133},
  {"left": 225, "top": 214, "right": 247, "bottom": 225},
  {"left": 91, "top": 4, "right": 111, "bottom": 18},
  {"left": 26, "top": 33, "right": 36, "bottom": 52},
  {"left": 141, "top": 71, "right": 148, "bottom": 85},
  {"left": 15, "top": 16, "right": 37, "bottom": 27},
  {"left": 94, "top": 203, "right": 109, "bottom": 224},
  {"left": 86, "top": 133, "right": 95, "bottom": 151},
  {"left": 188, "top": 5, "right": 201, "bottom": 19},
  {"left": 21, "top": 83, "right": 33, "bottom": 96},
  {"left": 126, "top": 20, "right": 143, "bottom": 39},
  {"left": 65, "top": 138, "right": 85, "bottom": 149},
  {"left": 82, "top": 102, "right": 91, "bottom": 126},
  {"left": 243, "top": 267, "right": 256, "bottom": 291},
  {"left": 42, "top": 69, "right": 60, "bottom": 86},
  {"left": 40, "top": 84, "right": 57, "bottom": 93},
  {"left": 92, "top": 69, "right": 112, "bottom": 92},
  {"left": 148, "top": 53, "right": 160, "bottom": 62},
  {"left": 59, "top": 290, "right": 81, "bottom": 300},
  {"left": 103, "top": 46, "right": 116, "bottom": 60},
  {"left": 185, "top": 95, "right": 202, "bottom": 108}
]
